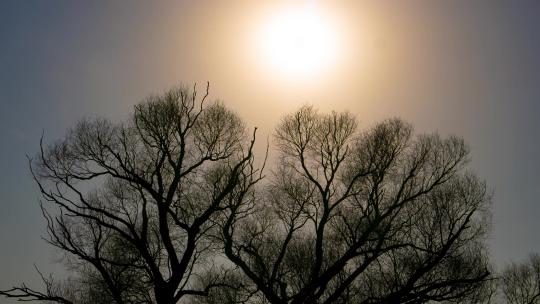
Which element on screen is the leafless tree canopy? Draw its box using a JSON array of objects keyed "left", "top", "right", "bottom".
[
  {"left": 1, "top": 90, "right": 495, "bottom": 304},
  {"left": 221, "top": 106, "right": 492, "bottom": 304},
  {"left": 0, "top": 85, "right": 262, "bottom": 304},
  {"left": 501, "top": 254, "right": 540, "bottom": 304}
]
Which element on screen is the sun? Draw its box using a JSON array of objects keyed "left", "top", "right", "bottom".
[{"left": 258, "top": 5, "right": 340, "bottom": 79}]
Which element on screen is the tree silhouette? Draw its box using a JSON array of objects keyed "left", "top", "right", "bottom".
[
  {"left": 1, "top": 89, "right": 495, "bottom": 304},
  {"left": 220, "top": 106, "right": 493, "bottom": 303},
  {"left": 0, "top": 84, "right": 263, "bottom": 304},
  {"left": 501, "top": 254, "right": 540, "bottom": 304}
]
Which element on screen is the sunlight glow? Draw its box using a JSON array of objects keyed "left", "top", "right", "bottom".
[{"left": 258, "top": 5, "right": 340, "bottom": 79}]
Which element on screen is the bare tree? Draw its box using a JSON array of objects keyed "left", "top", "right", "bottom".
[
  {"left": 1, "top": 97, "right": 495, "bottom": 304},
  {"left": 501, "top": 254, "right": 540, "bottom": 304},
  {"left": 0, "top": 84, "right": 262, "bottom": 304},
  {"left": 221, "top": 106, "right": 493, "bottom": 304}
]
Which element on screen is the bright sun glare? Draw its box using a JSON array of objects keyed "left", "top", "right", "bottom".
[{"left": 259, "top": 5, "right": 339, "bottom": 79}]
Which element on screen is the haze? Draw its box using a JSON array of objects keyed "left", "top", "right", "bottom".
[{"left": 1, "top": 1, "right": 540, "bottom": 302}]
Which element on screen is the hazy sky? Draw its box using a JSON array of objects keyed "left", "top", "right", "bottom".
[{"left": 1, "top": 1, "right": 540, "bottom": 301}]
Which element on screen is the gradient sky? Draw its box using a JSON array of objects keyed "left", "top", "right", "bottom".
[{"left": 1, "top": 1, "right": 540, "bottom": 302}]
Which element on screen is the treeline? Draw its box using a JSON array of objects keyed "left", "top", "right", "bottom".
[{"left": 1, "top": 85, "right": 537, "bottom": 304}]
